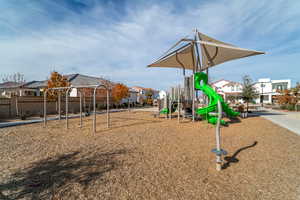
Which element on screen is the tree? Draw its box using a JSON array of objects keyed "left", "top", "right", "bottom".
[
  {"left": 47, "top": 71, "right": 70, "bottom": 99},
  {"left": 277, "top": 89, "right": 293, "bottom": 105},
  {"left": 1, "top": 72, "right": 25, "bottom": 83},
  {"left": 241, "top": 75, "right": 258, "bottom": 112},
  {"left": 145, "top": 89, "right": 154, "bottom": 99},
  {"left": 293, "top": 83, "right": 300, "bottom": 111},
  {"left": 226, "top": 95, "right": 237, "bottom": 104},
  {"left": 112, "top": 83, "right": 129, "bottom": 104},
  {"left": 277, "top": 88, "right": 299, "bottom": 110},
  {"left": 145, "top": 89, "right": 154, "bottom": 105}
]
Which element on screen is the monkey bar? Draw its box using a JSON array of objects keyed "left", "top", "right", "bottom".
[{"left": 43, "top": 84, "right": 110, "bottom": 134}]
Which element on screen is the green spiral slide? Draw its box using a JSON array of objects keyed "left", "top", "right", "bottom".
[{"left": 194, "top": 72, "right": 239, "bottom": 125}]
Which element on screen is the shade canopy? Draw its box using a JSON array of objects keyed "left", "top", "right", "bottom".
[
  {"left": 148, "top": 43, "right": 195, "bottom": 70},
  {"left": 147, "top": 31, "right": 264, "bottom": 71}
]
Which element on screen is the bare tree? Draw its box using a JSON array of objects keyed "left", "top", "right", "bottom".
[{"left": 2, "top": 73, "right": 26, "bottom": 83}]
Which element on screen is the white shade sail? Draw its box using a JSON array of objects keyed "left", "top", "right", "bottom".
[
  {"left": 198, "top": 32, "right": 264, "bottom": 69},
  {"left": 148, "top": 43, "right": 195, "bottom": 70},
  {"left": 147, "top": 31, "right": 265, "bottom": 71}
]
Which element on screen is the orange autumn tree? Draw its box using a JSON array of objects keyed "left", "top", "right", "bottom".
[
  {"left": 277, "top": 89, "right": 295, "bottom": 105},
  {"left": 112, "top": 83, "right": 129, "bottom": 104},
  {"left": 47, "top": 71, "right": 70, "bottom": 99}
]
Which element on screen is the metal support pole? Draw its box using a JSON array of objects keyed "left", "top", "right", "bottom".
[
  {"left": 83, "top": 94, "right": 86, "bottom": 114},
  {"left": 169, "top": 92, "right": 172, "bottom": 120},
  {"left": 192, "top": 74, "right": 195, "bottom": 122},
  {"left": 128, "top": 98, "right": 130, "bottom": 112},
  {"left": 58, "top": 92, "right": 61, "bottom": 120},
  {"left": 165, "top": 94, "right": 168, "bottom": 119},
  {"left": 93, "top": 87, "right": 97, "bottom": 134},
  {"left": 79, "top": 91, "right": 82, "bottom": 128},
  {"left": 107, "top": 90, "right": 110, "bottom": 128},
  {"left": 43, "top": 90, "right": 47, "bottom": 127},
  {"left": 178, "top": 85, "right": 180, "bottom": 123},
  {"left": 216, "top": 100, "right": 222, "bottom": 171},
  {"left": 66, "top": 88, "right": 70, "bottom": 129}
]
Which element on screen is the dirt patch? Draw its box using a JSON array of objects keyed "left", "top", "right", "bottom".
[{"left": 0, "top": 111, "right": 299, "bottom": 199}]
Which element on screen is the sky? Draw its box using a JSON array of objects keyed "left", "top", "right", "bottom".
[{"left": 0, "top": 0, "right": 299, "bottom": 89}]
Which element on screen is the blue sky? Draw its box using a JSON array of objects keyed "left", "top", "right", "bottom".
[{"left": 0, "top": 0, "right": 299, "bottom": 89}]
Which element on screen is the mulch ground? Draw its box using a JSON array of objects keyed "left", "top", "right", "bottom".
[{"left": 0, "top": 111, "right": 299, "bottom": 200}]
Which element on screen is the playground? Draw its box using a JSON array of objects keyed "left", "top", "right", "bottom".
[
  {"left": 0, "top": 111, "right": 300, "bottom": 199},
  {"left": 1, "top": 30, "right": 299, "bottom": 200}
]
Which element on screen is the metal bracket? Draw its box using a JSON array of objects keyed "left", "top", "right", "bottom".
[{"left": 211, "top": 149, "right": 227, "bottom": 156}]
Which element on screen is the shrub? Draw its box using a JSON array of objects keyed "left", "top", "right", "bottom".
[
  {"left": 287, "top": 104, "right": 295, "bottom": 111},
  {"left": 280, "top": 105, "right": 287, "bottom": 110}
]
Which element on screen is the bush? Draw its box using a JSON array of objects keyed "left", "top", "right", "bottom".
[
  {"left": 280, "top": 104, "right": 297, "bottom": 111},
  {"left": 287, "top": 104, "right": 295, "bottom": 111},
  {"left": 280, "top": 105, "right": 287, "bottom": 110}
]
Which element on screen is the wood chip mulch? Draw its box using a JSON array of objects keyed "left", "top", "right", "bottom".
[{"left": 0, "top": 111, "right": 299, "bottom": 200}]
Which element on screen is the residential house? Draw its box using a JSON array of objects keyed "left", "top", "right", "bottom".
[
  {"left": 253, "top": 78, "right": 291, "bottom": 104},
  {"left": 120, "top": 88, "right": 138, "bottom": 104},
  {"left": 131, "top": 86, "right": 159, "bottom": 104},
  {"left": 0, "top": 81, "right": 45, "bottom": 97},
  {"left": 211, "top": 79, "right": 243, "bottom": 102},
  {"left": 0, "top": 74, "right": 113, "bottom": 98}
]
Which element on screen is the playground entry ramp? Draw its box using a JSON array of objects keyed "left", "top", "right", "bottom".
[{"left": 194, "top": 72, "right": 239, "bottom": 125}]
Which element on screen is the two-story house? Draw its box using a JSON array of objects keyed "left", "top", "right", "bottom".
[{"left": 254, "top": 78, "right": 291, "bottom": 104}]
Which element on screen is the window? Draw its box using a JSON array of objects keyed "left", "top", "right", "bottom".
[{"left": 272, "top": 82, "right": 288, "bottom": 91}]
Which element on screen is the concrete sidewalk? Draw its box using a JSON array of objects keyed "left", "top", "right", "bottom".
[
  {"left": 253, "top": 109, "right": 300, "bottom": 136},
  {"left": 0, "top": 107, "right": 158, "bottom": 129}
]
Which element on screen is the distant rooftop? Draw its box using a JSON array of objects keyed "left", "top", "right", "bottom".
[{"left": 0, "top": 81, "right": 24, "bottom": 89}]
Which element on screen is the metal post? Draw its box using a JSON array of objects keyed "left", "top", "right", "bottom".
[
  {"left": 216, "top": 100, "right": 222, "bottom": 171},
  {"left": 66, "top": 88, "right": 70, "bottom": 129},
  {"left": 16, "top": 96, "right": 19, "bottom": 117},
  {"left": 192, "top": 74, "right": 195, "bottom": 122},
  {"left": 43, "top": 90, "right": 47, "bottom": 127},
  {"left": 83, "top": 93, "right": 86, "bottom": 114},
  {"left": 165, "top": 94, "right": 168, "bottom": 119},
  {"left": 178, "top": 85, "right": 180, "bottom": 122},
  {"left": 169, "top": 92, "right": 172, "bottom": 120},
  {"left": 79, "top": 91, "right": 82, "bottom": 128},
  {"left": 261, "top": 83, "right": 265, "bottom": 108},
  {"left": 128, "top": 98, "right": 130, "bottom": 112},
  {"left": 93, "top": 87, "right": 97, "bottom": 134},
  {"left": 107, "top": 89, "right": 110, "bottom": 128},
  {"left": 58, "top": 92, "right": 61, "bottom": 120}
]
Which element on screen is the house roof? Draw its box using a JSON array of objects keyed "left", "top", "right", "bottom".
[
  {"left": 223, "top": 81, "right": 242, "bottom": 87},
  {"left": 211, "top": 79, "right": 231, "bottom": 85},
  {"left": 131, "top": 86, "right": 159, "bottom": 93},
  {"left": 0, "top": 81, "right": 24, "bottom": 89},
  {"left": 2, "top": 74, "right": 114, "bottom": 90},
  {"left": 131, "top": 86, "right": 145, "bottom": 90},
  {"left": 22, "top": 80, "right": 47, "bottom": 88},
  {"left": 65, "top": 74, "right": 113, "bottom": 87}
]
